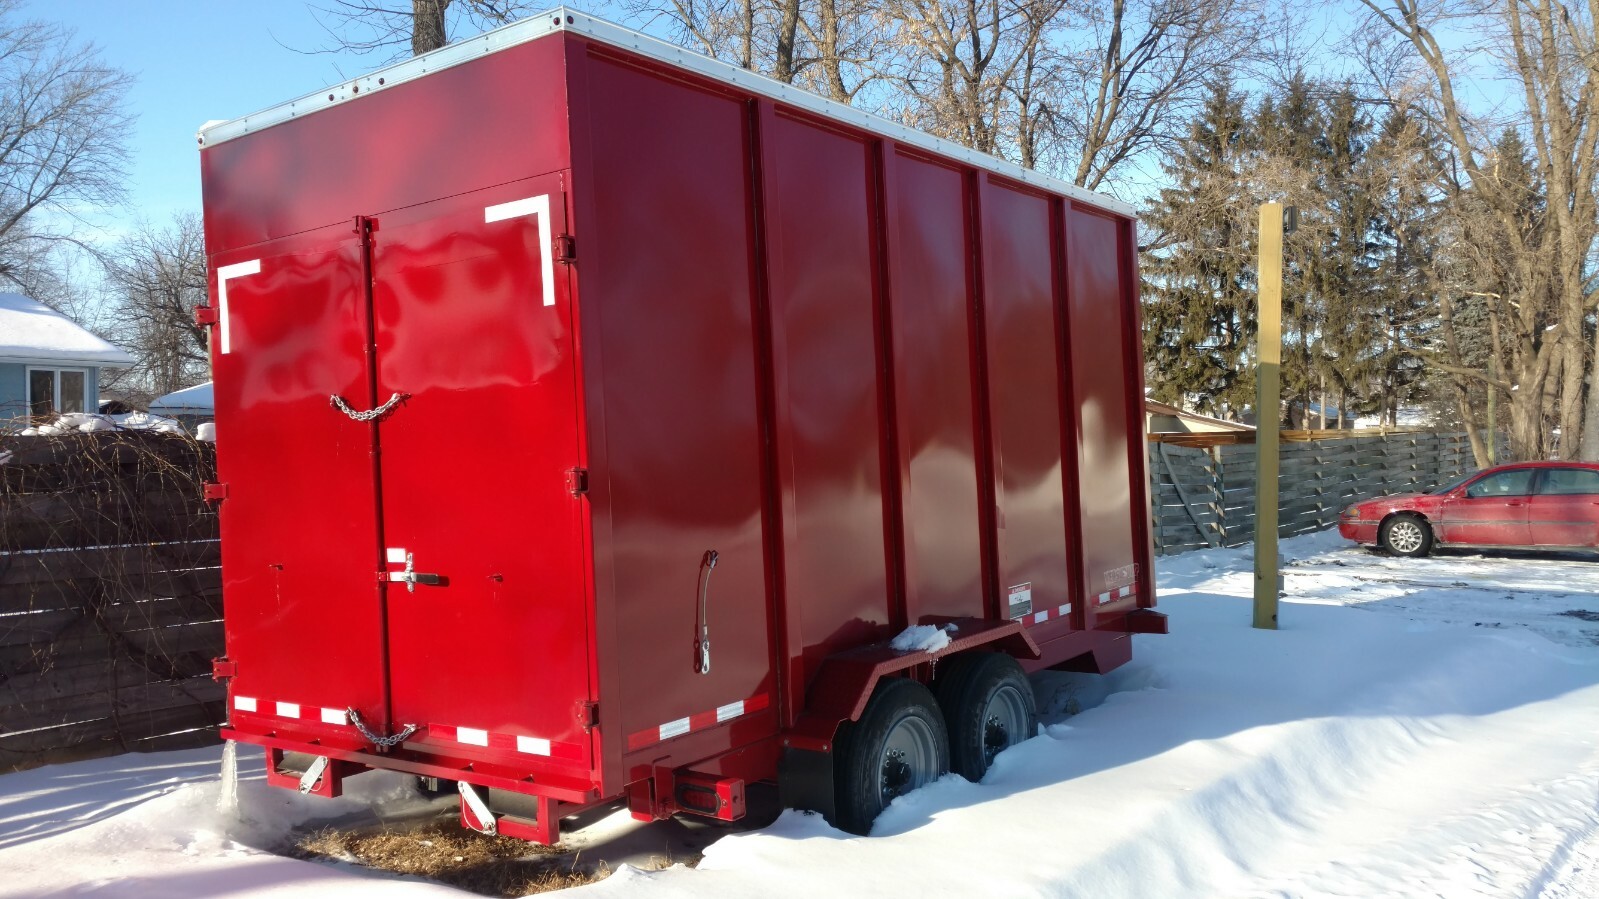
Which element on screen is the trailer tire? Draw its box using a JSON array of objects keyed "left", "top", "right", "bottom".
[
  {"left": 935, "top": 653, "right": 1036, "bottom": 781},
  {"left": 832, "top": 677, "right": 949, "bottom": 835}
]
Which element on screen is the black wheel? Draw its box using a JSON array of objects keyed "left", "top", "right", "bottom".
[
  {"left": 832, "top": 677, "right": 949, "bottom": 835},
  {"left": 1380, "top": 514, "right": 1433, "bottom": 557},
  {"left": 935, "top": 653, "right": 1037, "bottom": 782}
]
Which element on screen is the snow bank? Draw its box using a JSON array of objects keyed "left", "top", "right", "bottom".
[
  {"left": 18, "top": 410, "right": 185, "bottom": 436},
  {"left": 5, "top": 531, "right": 1599, "bottom": 897},
  {"left": 0, "top": 745, "right": 456, "bottom": 897}
]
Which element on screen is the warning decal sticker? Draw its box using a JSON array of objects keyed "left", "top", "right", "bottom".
[{"left": 1007, "top": 583, "right": 1034, "bottom": 618}]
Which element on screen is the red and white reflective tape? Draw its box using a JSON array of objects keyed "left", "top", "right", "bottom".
[
  {"left": 428, "top": 724, "right": 585, "bottom": 763},
  {"left": 232, "top": 695, "right": 579, "bottom": 762},
  {"left": 232, "top": 695, "right": 350, "bottom": 726},
  {"left": 1021, "top": 604, "right": 1074, "bottom": 627},
  {"left": 1097, "top": 584, "right": 1135, "bottom": 605},
  {"left": 627, "top": 692, "right": 772, "bottom": 752}
]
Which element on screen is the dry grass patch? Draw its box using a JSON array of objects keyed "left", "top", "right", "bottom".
[{"left": 290, "top": 818, "right": 610, "bottom": 896}]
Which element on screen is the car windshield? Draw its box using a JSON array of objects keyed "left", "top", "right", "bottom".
[{"left": 1428, "top": 471, "right": 1481, "bottom": 495}]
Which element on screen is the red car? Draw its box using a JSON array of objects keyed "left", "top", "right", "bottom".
[{"left": 1339, "top": 461, "right": 1599, "bottom": 556}]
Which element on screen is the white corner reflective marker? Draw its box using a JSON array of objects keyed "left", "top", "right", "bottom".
[
  {"left": 216, "top": 259, "right": 261, "bottom": 354},
  {"left": 484, "top": 195, "right": 556, "bottom": 306}
]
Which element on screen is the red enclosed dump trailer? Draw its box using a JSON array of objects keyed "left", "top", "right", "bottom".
[{"left": 198, "top": 7, "right": 1164, "bottom": 841}]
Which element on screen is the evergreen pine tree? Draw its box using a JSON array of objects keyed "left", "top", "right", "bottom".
[
  {"left": 1253, "top": 73, "right": 1326, "bottom": 427},
  {"left": 1312, "top": 84, "right": 1380, "bottom": 427},
  {"left": 1140, "top": 77, "right": 1256, "bottom": 418},
  {"left": 1365, "top": 107, "right": 1441, "bottom": 425}
]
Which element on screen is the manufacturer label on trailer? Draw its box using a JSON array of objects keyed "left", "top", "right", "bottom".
[
  {"left": 1007, "top": 583, "right": 1034, "bottom": 618},
  {"left": 1105, "top": 563, "right": 1138, "bottom": 588}
]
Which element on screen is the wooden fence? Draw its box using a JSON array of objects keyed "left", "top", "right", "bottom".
[
  {"left": 1149, "top": 431, "right": 1479, "bottom": 555},
  {"left": 0, "top": 424, "right": 1490, "bottom": 765},
  {"left": 0, "top": 432, "right": 223, "bottom": 770}
]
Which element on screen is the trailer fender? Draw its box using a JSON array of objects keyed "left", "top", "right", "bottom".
[{"left": 783, "top": 617, "right": 1040, "bottom": 752}]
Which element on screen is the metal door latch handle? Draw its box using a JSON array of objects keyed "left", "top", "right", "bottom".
[
  {"left": 392, "top": 551, "right": 443, "bottom": 593},
  {"left": 695, "top": 550, "right": 718, "bottom": 674}
]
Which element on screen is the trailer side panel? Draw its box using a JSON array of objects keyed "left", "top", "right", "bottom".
[
  {"left": 979, "top": 180, "right": 1075, "bottom": 632},
  {"left": 884, "top": 152, "right": 988, "bottom": 625},
  {"left": 574, "top": 49, "right": 779, "bottom": 781},
  {"left": 758, "top": 108, "right": 895, "bottom": 718},
  {"left": 1066, "top": 205, "right": 1144, "bottom": 616}
]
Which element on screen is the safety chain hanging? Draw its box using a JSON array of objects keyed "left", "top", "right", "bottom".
[
  {"left": 329, "top": 393, "right": 409, "bottom": 422},
  {"left": 346, "top": 707, "right": 417, "bottom": 749}
]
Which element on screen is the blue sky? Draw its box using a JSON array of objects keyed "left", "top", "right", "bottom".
[
  {"left": 28, "top": 1, "right": 1511, "bottom": 238},
  {"left": 35, "top": 3, "right": 302, "bottom": 226},
  {"left": 36, "top": 0, "right": 428, "bottom": 230}
]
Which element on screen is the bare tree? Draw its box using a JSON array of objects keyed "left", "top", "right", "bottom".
[
  {"left": 617, "top": 0, "right": 767, "bottom": 71},
  {"left": 0, "top": 0, "right": 132, "bottom": 289},
  {"left": 792, "top": 0, "right": 890, "bottom": 101},
  {"left": 1357, "top": 0, "right": 1599, "bottom": 460},
  {"left": 304, "top": 0, "right": 542, "bottom": 58},
  {"left": 1055, "top": 0, "right": 1266, "bottom": 190},
  {"left": 101, "top": 215, "right": 209, "bottom": 401},
  {"left": 884, "top": 0, "right": 1071, "bottom": 157}
]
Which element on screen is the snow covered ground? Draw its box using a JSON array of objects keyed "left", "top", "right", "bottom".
[{"left": 4, "top": 529, "right": 1598, "bottom": 898}]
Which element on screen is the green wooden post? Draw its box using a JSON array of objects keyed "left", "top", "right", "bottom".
[{"left": 1254, "top": 203, "right": 1284, "bottom": 630}]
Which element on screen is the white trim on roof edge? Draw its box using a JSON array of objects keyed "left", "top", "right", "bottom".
[{"left": 196, "top": 6, "right": 1134, "bottom": 218}]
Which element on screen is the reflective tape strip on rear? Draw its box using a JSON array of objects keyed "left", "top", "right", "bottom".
[
  {"left": 229, "top": 696, "right": 365, "bottom": 733},
  {"left": 626, "top": 692, "right": 772, "bottom": 752},
  {"left": 427, "top": 724, "right": 585, "bottom": 762},
  {"left": 1099, "top": 585, "right": 1137, "bottom": 605},
  {"left": 1021, "top": 603, "right": 1076, "bottom": 627}
]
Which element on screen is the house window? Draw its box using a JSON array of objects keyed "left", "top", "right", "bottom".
[{"left": 27, "top": 367, "right": 88, "bottom": 417}]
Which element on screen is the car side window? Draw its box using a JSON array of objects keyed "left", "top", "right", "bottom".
[
  {"left": 1464, "top": 469, "right": 1535, "bottom": 498},
  {"left": 1537, "top": 468, "right": 1599, "bottom": 496}
]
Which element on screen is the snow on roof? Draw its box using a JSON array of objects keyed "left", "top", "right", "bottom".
[
  {"left": 1145, "top": 398, "right": 1255, "bottom": 432},
  {"left": 0, "top": 293, "right": 136, "bottom": 366},
  {"left": 1353, "top": 408, "right": 1432, "bottom": 429},
  {"left": 149, "top": 381, "right": 214, "bottom": 413}
]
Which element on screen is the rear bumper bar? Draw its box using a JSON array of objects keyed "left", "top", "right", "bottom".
[
  {"left": 220, "top": 727, "right": 599, "bottom": 804},
  {"left": 1122, "top": 609, "right": 1169, "bottom": 635}
]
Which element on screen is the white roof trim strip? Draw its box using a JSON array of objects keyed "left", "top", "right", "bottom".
[{"left": 197, "top": 6, "right": 1134, "bottom": 217}]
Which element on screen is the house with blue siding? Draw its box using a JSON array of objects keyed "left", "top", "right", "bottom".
[{"left": 0, "top": 293, "right": 136, "bottom": 429}]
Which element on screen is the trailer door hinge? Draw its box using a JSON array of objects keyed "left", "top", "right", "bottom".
[
  {"left": 203, "top": 482, "right": 229, "bottom": 502},
  {"left": 211, "top": 657, "right": 237, "bottom": 681},
  {"left": 566, "top": 467, "right": 589, "bottom": 497},
  {"left": 576, "top": 699, "right": 598, "bottom": 731},
  {"left": 194, "top": 304, "right": 219, "bottom": 327},
  {"left": 553, "top": 234, "right": 576, "bottom": 264}
]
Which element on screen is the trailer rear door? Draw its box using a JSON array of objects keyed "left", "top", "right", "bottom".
[
  {"left": 212, "top": 226, "right": 391, "bottom": 736},
  {"left": 368, "top": 176, "right": 594, "bottom": 771}
]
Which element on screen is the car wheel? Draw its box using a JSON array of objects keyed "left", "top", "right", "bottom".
[
  {"left": 832, "top": 677, "right": 949, "bottom": 835},
  {"left": 935, "top": 653, "right": 1037, "bottom": 782},
  {"left": 1380, "top": 514, "right": 1433, "bottom": 557}
]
